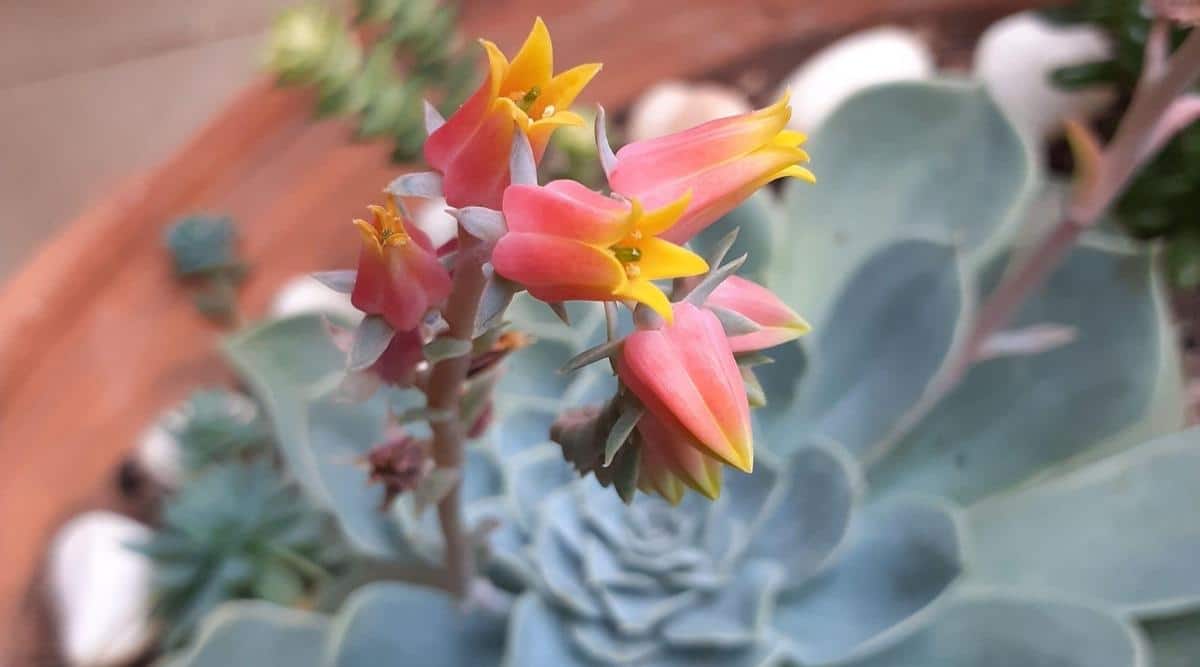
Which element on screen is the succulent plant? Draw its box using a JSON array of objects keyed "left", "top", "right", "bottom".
[
  {"left": 168, "top": 389, "right": 271, "bottom": 472},
  {"left": 136, "top": 461, "right": 334, "bottom": 650},
  {"left": 170, "top": 80, "right": 1200, "bottom": 666}
]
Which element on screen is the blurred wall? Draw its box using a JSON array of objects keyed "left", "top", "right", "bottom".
[{"left": 0, "top": 1, "right": 296, "bottom": 280}]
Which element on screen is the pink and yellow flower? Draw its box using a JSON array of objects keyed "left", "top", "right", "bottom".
[
  {"left": 491, "top": 180, "right": 708, "bottom": 321},
  {"left": 706, "top": 276, "right": 810, "bottom": 353},
  {"left": 350, "top": 196, "right": 452, "bottom": 331},
  {"left": 425, "top": 18, "right": 601, "bottom": 209},
  {"left": 618, "top": 302, "right": 753, "bottom": 476},
  {"left": 608, "top": 94, "right": 815, "bottom": 243}
]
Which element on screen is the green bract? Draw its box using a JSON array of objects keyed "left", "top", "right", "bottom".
[{"left": 174, "top": 80, "right": 1196, "bottom": 666}]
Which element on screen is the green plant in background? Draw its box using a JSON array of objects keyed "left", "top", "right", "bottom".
[
  {"left": 135, "top": 461, "right": 336, "bottom": 650},
  {"left": 265, "top": 1, "right": 476, "bottom": 162},
  {"left": 169, "top": 389, "right": 272, "bottom": 473},
  {"left": 164, "top": 215, "right": 247, "bottom": 323},
  {"left": 1042, "top": 2, "right": 1200, "bottom": 285},
  {"left": 161, "top": 80, "right": 1200, "bottom": 665}
]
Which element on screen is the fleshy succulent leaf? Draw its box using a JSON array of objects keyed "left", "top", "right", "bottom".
[
  {"left": 778, "top": 237, "right": 965, "bottom": 458},
  {"left": 660, "top": 560, "right": 783, "bottom": 648},
  {"left": 967, "top": 426, "right": 1200, "bottom": 615},
  {"left": 870, "top": 240, "right": 1179, "bottom": 503},
  {"left": 326, "top": 583, "right": 506, "bottom": 667},
  {"left": 1144, "top": 610, "right": 1200, "bottom": 667},
  {"left": 742, "top": 442, "right": 862, "bottom": 584},
  {"left": 162, "top": 601, "right": 329, "bottom": 667},
  {"left": 830, "top": 592, "right": 1148, "bottom": 667},
  {"left": 349, "top": 315, "right": 396, "bottom": 371},
  {"left": 773, "top": 498, "right": 964, "bottom": 664},
  {"left": 773, "top": 80, "right": 1035, "bottom": 329}
]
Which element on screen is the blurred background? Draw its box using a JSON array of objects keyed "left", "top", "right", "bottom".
[{"left": 5, "top": 0, "right": 1195, "bottom": 665}]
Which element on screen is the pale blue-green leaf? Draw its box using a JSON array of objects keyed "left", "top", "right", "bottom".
[
  {"left": 870, "top": 242, "right": 1168, "bottom": 503},
  {"left": 967, "top": 427, "right": 1200, "bottom": 615},
  {"left": 743, "top": 441, "right": 863, "bottom": 584},
  {"left": 163, "top": 601, "right": 329, "bottom": 667},
  {"left": 348, "top": 315, "right": 394, "bottom": 371},
  {"left": 774, "top": 79, "right": 1034, "bottom": 329},
  {"left": 781, "top": 239, "right": 965, "bottom": 460},
  {"left": 497, "top": 337, "right": 576, "bottom": 400},
  {"left": 571, "top": 619, "right": 659, "bottom": 664},
  {"left": 326, "top": 583, "right": 505, "bottom": 667},
  {"left": 423, "top": 336, "right": 471, "bottom": 364},
  {"left": 689, "top": 191, "right": 779, "bottom": 282},
  {"left": 835, "top": 592, "right": 1148, "bottom": 667},
  {"left": 1144, "top": 610, "right": 1200, "bottom": 667},
  {"left": 774, "top": 498, "right": 963, "bottom": 664},
  {"left": 506, "top": 445, "right": 577, "bottom": 529},
  {"left": 491, "top": 405, "right": 556, "bottom": 458},
  {"left": 532, "top": 510, "right": 604, "bottom": 618},
  {"left": 503, "top": 594, "right": 592, "bottom": 667},
  {"left": 463, "top": 444, "right": 505, "bottom": 504},
  {"left": 224, "top": 316, "right": 408, "bottom": 559},
  {"left": 311, "top": 270, "right": 356, "bottom": 293},
  {"left": 661, "top": 560, "right": 784, "bottom": 648},
  {"left": 598, "top": 583, "right": 699, "bottom": 636}
]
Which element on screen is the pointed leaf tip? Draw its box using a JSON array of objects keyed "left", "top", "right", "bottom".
[
  {"left": 595, "top": 105, "right": 617, "bottom": 179},
  {"left": 509, "top": 129, "right": 538, "bottom": 186},
  {"left": 348, "top": 315, "right": 396, "bottom": 371},
  {"left": 424, "top": 99, "right": 446, "bottom": 136},
  {"left": 386, "top": 171, "right": 444, "bottom": 199},
  {"left": 311, "top": 270, "right": 357, "bottom": 294},
  {"left": 604, "top": 403, "right": 644, "bottom": 467}
]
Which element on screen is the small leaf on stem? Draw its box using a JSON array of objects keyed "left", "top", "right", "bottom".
[
  {"left": 684, "top": 254, "right": 748, "bottom": 305},
  {"left": 424, "top": 99, "right": 446, "bottom": 136},
  {"left": 595, "top": 105, "right": 618, "bottom": 179},
  {"left": 604, "top": 402, "right": 645, "bottom": 466},
  {"left": 310, "top": 269, "right": 357, "bottom": 293},
  {"left": 349, "top": 315, "right": 396, "bottom": 371},
  {"left": 386, "top": 171, "right": 444, "bottom": 199},
  {"left": 424, "top": 336, "right": 472, "bottom": 363},
  {"left": 709, "top": 305, "right": 762, "bottom": 336},
  {"left": 454, "top": 207, "right": 508, "bottom": 244},
  {"left": 560, "top": 339, "right": 624, "bottom": 374}
]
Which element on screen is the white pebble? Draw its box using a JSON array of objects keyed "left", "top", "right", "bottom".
[
  {"left": 626, "top": 81, "right": 752, "bottom": 141},
  {"left": 269, "top": 274, "right": 363, "bottom": 323},
  {"left": 49, "top": 512, "right": 154, "bottom": 666},
  {"left": 974, "top": 12, "right": 1114, "bottom": 140},
  {"left": 779, "top": 26, "right": 935, "bottom": 132}
]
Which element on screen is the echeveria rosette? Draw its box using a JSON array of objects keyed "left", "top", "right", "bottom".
[
  {"left": 492, "top": 180, "right": 707, "bottom": 321},
  {"left": 426, "top": 18, "right": 601, "bottom": 209}
]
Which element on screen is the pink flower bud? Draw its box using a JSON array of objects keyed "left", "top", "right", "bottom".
[
  {"left": 608, "top": 94, "right": 814, "bottom": 243},
  {"left": 635, "top": 410, "right": 724, "bottom": 504},
  {"left": 350, "top": 197, "right": 452, "bottom": 331},
  {"left": 706, "top": 276, "right": 810, "bottom": 353},
  {"left": 618, "top": 302, "right": 753, "bottom": 474},
  {"left": 424, "top": 18, "right": 601, "bottom": 208}
]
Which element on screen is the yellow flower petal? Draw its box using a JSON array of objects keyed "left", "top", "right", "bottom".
[
  {"left": 777, "top": 164, "right": 817, "bottom": 184},
  {"left": 538, "top": 62, "right": 603, "bottom": 112},
  {"left": 478, "top": 39, "right": 509, "bottom": 99},
  {"left": 529, "top": 109, "right": 587, "bottom": 130},
  {"left": 634, "top": 238, "right": 708, "bottom": 281},
  {"left": 353, "top": 219, "right": 382, "bottom": 253},
  {"left": 615, "top": 279, "right": 674, "bottom": 322},
  {"left": 636, "top": 190, "right": 692, "bottom": 238},
  {"left": 503, "top": 17, "right": 553, "bottom": 95}
]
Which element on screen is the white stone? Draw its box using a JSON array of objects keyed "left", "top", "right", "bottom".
[
  {"left": 411, "top": 196, "right": 459, "bottom": 249},
  {"left": 135, "top": 420, "right": 184, "bottom": 489},
  {"left": 626, "top": 81, "right": 752, "bottom": 142},
  {"left": 974, "top": 12, "right": 1114, "bottom": 140},
  {"left": 269, "top": 274, "right": 363, "bottom": 323},
  {"left": 49, "top": 512, "right": 155, "bottom": 666},
  {"left": 779, "top": 26, "right": 935, "bottom": 132}
]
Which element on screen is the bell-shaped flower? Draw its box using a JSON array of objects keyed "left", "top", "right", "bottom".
[
  {"left": 706, "top": 275, "right": 810, "bottom": 352},
  {"left": 492, "top": 180, "right": 708, "bottom": 321},
  {"left": 350, "top": 196, "right": 452, "bottom": 331},
  {"left": 635, "top": 410, "right": 724, "bottom": 504},
  {"left": 618, "top": 302, "right": 753, "bottom": 473},
  {"left": 425, "top": 18, "right": 601, "bottom": 209},
  {"left": 607, "top": 93, "right": 814, "bottom": 243}
]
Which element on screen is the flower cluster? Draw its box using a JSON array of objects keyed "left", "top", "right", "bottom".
[{"left": 321, "top": 17, "right": 813, "bottom": 504}]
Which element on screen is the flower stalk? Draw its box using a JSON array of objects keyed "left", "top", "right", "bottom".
[
  {"left": 888, "top": 22, "right": 1200, "bottom": 451},
  {"left": 423, "top": 230, "right": 490, "bottom": 597}
]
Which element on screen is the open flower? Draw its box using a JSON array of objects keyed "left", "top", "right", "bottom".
[
  {"left": 350, "top": 196, "right": 451, "bottom": 331},
  {"left": 608, "top": 93, "right": 814, "bottom": 243},
  {"left": 707, "top": 275, "right": 811, "bottom": 352},
  {"left": 618, "top": 302, "right": 753, "bottom": 475},
  {"left": 492, "top": 180, "right": 708, "bottom": 321},
  {"left": 425, "top": 18, "right": 601, "bottom": 209}
]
